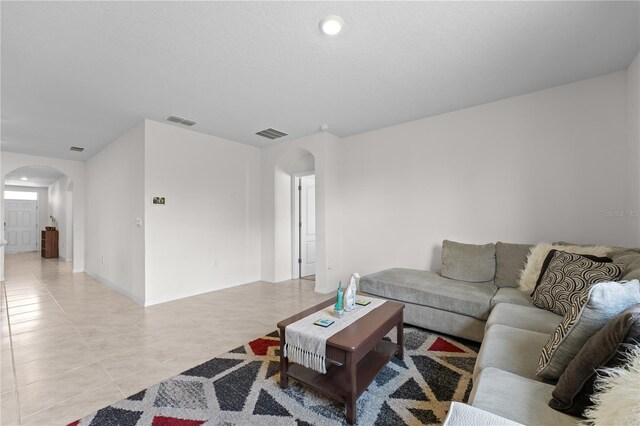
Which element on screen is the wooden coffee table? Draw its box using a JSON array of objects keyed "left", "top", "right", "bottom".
[{"left": 277, "top": 298, "right": 404, "bottom": 424}]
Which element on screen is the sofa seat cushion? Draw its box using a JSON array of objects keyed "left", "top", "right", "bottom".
[
  {"left": 487, "top": 303, "right": 562, "bottom": 335},
  {"left": 490, "top": 287, "right": 533, "bottom": 308},
  {"left": 360, "top": 268, "right": 497, "bottom": 320},
  {"left": 470, "top": 367, "right": 578, "bottom": 426},
  {"left": 474, "top": 324, "right": 550, "bottom": 381}
]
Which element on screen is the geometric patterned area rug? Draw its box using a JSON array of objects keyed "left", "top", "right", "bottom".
[{"left": 69, "top": 327, "right": 479, "bottom": 426}]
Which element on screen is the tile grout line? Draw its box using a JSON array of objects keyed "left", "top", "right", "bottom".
[
  {"left": 37, "top": 268, "right": 121, "bottom": 374},
  {"left": 2, "top": 278, "right": 23, "bottom": 425},
  {"left": 20, "top": 381, "right": 125, "bottom": 424},
  {"left": 4, "top": 256, "right": 324, "bottom": 423},
  {"left": 29, "top": 258, "right": 169, "bottom": 406},
  {"left": 18, "top": 264, "right": 123, "bottom": 420},
  {"left": 8, "top": 260, "right": 115, "bottom": 422}
]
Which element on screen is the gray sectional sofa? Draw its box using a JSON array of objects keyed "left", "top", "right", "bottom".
[
  {"left": 359, "top": 241, "right": 640, "bottom": 425},
  {"left": 360, "top": 241, "right": 535, "bottom": 342}
]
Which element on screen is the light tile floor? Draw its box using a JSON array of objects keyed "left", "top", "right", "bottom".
[{"left": 1, "top": 252, "right": 330, "bottom": 425}]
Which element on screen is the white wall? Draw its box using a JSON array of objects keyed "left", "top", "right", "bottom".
[
  {"left": 4, "top": 60, "right": 637, "bottom": 304},
  {"left": 264, "top": 70, "right": 638, "bottom": 292},
  {"left": 4, "top": 185, "right": 49, "bottom": 244},
  {"left": 335, "top": 70, "right": 638, "bottom": 279},
  {"left": 48, "top": 176, "right": 73, "bottom": 261},
  {"left": 627, "top": 52, "right": 640, "bottom": 243},
  {"left": 1, "top": 152, "right": 86, "bottom": 280},
  {"left": 85, "top": 122, "right": 146, "bottom": 303},
  {"left": 143, "top": 120, "right": 262, "bottom": 305}
]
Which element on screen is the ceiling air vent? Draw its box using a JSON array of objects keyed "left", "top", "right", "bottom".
[
  {"left": 166, "top": 115, "right": 197, "bottom": 126},
  {"left": 256, "top": 128, "right": 288, "bottom": 140},
  {"left": 69, "top": 146, "right": 85, "bottom": 152}
]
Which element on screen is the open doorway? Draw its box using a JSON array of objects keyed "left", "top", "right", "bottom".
[
  {"left": 3, "top": 165, "right": 73, "bottom": 262},
  {"left": 293, "top": 173, "right": 316, "bottom": 280},
  {"left": 272, "top": 147, "right": 316, "bottom": 284}
]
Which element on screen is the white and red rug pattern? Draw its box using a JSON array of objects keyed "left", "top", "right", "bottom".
[{"left": 70, "top": 327, "right": 479, "bottom": 426}]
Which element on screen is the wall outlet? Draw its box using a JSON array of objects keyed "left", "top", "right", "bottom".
[{"left": 135, "top": 218, "right": 143, "bottom": 227}]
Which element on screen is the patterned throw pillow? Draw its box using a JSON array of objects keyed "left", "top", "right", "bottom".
[
  {"left": 532, "top": 250, "right": 623, "bottom": 315},
  {"left": 537, "top": 280, "right": 640, "bottom": 380},
  {"left": 532, "top": 250, "right": 612, "bottom": 295},
  {"left": 518, "top": 243, "right": 612, "bottom": 294}
]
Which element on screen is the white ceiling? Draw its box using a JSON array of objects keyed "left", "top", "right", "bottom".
[
  {"left": 1, "top": 1, "right": 639, "bottom": 160},
  {"left": 5, "top": 165, "right": 65, "bottom": 187}
]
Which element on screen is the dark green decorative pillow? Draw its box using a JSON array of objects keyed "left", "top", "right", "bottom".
[
  {"left": 532, "top": 250, "right": 623, "bottom": 316},
  {"left": 549, "top": 304, "right": 640, "bottom": 417}
]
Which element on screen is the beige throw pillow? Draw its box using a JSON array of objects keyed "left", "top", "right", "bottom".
[{"left": 519, "top": 243, "right": 611, "bottom": 294}]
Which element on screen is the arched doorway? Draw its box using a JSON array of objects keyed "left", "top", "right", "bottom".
[
  {"left": 3, "top": 165, "right": 74, "bottom": 263},
  {"left": 261, "top": 131, "right": 343, "bottom": 294},
  {"left": 1, "top": 154, "right": 85, "bottom": 281},
  {"left": 273, "top": 148, "right": 317, "bottom": 283}
]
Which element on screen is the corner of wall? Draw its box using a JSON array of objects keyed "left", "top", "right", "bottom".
[
  {"left": 627, "top": 51, "right": 640, "bottom": 243},
  {"left": 85, "top": 120, "right": 146, "bottom": 303}
]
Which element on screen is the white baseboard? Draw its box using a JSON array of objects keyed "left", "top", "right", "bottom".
[
  {"left": 144, "top": 276, "right": 262, "bottom": 306},
  {"left": 85, "top": 271, "right": 145, "bottom": 306}
]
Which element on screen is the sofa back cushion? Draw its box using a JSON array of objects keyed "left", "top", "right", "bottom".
[
  {"left": 495, "top": 242, "right": 534, "bottom": 288},
  {"left": 611, "top": 249, "right": 640, "bottom": 281},
  {"left": 441, "top": 240, "right": 496, "bottom": 282}
]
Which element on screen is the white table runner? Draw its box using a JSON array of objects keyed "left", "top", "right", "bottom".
[{"left": 283, "top": 296, "right": 386, "bottom": 374}]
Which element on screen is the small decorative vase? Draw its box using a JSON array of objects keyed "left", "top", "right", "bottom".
[
  {"left": 333, "top": 282, "right": 344, "bottom": 317},
  {"left": 334, "top": 281, "right": 344, "bottom": 312}
]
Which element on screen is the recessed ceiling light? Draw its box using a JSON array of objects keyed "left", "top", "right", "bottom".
[
  {"left": 20, "top": 177, "right": 28, "bottom": 181},
  {"left": 320, "top": 15, "right": 344, "bottom": 36}
]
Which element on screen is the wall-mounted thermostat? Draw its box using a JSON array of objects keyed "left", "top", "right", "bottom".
[{"left": 153, "top": 197, "right": 166, "bottom": 205}]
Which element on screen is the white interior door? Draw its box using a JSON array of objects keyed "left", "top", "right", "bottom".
[
  {"left": 4, "top": 200, "right": 38, "bottom": 253},
  {"left": 300, "top": 175, "right": 316, "bottom": 277}
]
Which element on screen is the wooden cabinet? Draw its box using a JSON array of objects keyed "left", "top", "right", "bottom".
[{"left": 41, "top": 230, "right": 59, "bottom": 259}]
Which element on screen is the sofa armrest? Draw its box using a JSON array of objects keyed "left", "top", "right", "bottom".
[{"left": 444, "top": 402, "right": 524, "bottom": 426}]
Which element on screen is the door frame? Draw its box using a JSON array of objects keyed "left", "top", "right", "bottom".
[{"left": 291, "top": 171, "right": 315, "bottom": 279}]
